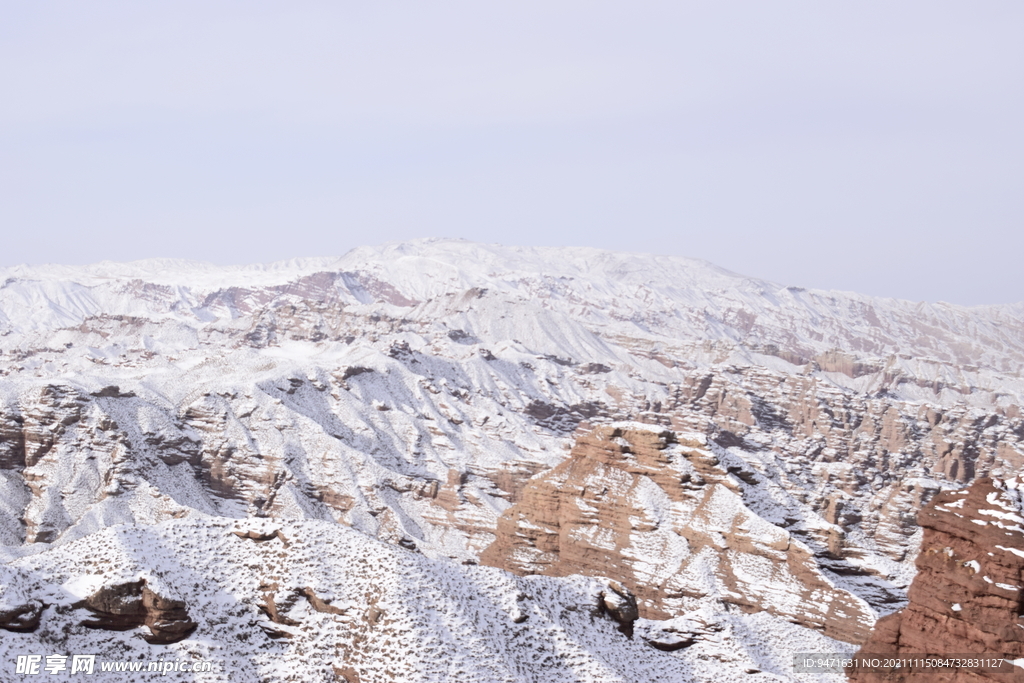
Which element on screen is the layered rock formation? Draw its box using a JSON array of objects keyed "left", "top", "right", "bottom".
[
  {"left": 3, "top": 359, "right": 1021, "bottom": 567},
  {"left": 849, "top": 477, "right": 1024, "bottom": 682},
  {"left": 481, "top": 425, "right": 876, "bottom": 643},
  {"left": 79, "top": 579, "right": 197, "bottom": 644}
]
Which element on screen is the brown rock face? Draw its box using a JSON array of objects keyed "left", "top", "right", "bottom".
[
  {"left": 481, "top": 427, "right": 683, "bottom": 609},
  {"left": 80, "top": 580, "right": 197, "bottom": 644},
  {"left": 141, "top": 588, "right": 197, "bottom": 645},
  {"left": 255, "top": 580, "right": 352, "bottom": 640},
  {"left": 608, "top": 366, "right": 1024, "bottom": 564},
  {"left": 0, "top": 600, "right": 42, "bottom": 632},
  {"left": 849, "top": 478, "right": 1024, "bottom": 683},
  {"left": 234, "top": 528, "right": 291, "bottom": 546},
  {"left": 80, "top": 580, "right": 147, "bottom": 630},
  {"left": 480, "top": 425, "right": 875, "bottom": 643}
]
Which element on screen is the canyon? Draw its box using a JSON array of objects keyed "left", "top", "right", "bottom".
[{"left": 1, "top": 240, "right": 1022, "bottom": 681}]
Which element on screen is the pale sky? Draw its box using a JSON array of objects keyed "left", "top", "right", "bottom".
[{"left": 1, "top": 1, "right": 1021, "bottom": 305}]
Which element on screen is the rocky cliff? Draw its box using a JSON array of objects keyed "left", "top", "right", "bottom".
[
  {"left": 848, "top": 477, "right": 1024, "bottom": 682},
  {"left": 481, "top": 425, "right": 876, "bottom": 643}
]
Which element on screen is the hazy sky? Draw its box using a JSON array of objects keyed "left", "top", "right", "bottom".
[{"left": 1, "top": 2, "right": 1021, "bottom": 305}]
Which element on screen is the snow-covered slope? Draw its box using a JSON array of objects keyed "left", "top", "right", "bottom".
[
  {"left": 1, "top": 517, "right": 848, "bottom": 682},
  {"left": 1, "top": 240, "right": 1021, "bottom": 682}
]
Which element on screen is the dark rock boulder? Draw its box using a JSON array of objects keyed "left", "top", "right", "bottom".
[
  {"left": 79, "top": 579, "right": 196, "bottom": 644},
  {"left": 599, "top": 581, "right": 639, "bottom": 636},
  {"left": 0, "top": 599, "right": 43, "bottom": 633},
  {"left": 0, "top": 567, "right": 43, "bottom": 633}
]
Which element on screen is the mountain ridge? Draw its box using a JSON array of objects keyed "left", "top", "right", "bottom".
[{"left": 3, "top": 238, "right": 1020, "bottom": 309}]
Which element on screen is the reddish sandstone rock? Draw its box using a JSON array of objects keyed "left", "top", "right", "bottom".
[
  {"left": 480, "top": 425, "right": 875, "bottom": 643},
  {"left": 849, "top": 477, "right": 1024, "bottom": 683}
]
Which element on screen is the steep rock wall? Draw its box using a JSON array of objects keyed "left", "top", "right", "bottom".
[{"left": 849, "top": 477, "right": 1024, "bottom": 683}]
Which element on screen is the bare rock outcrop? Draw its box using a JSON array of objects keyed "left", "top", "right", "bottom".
[
  {"left": 255, "top": 579, "right": 351, "bottom": 639},
  {"left": 611, "top": 366, "right": 1024, "bottom": 564},
  {"left": 480, "top": 425, "right": 875, "bottom": 643},
  {"left": 596, "top": 580, "right": 639, "bottom": 636},
  {"left": 0, "top": 566, "right": 43, "bottom": 632},
  {"left": 80, "top": 579, "right": 197, "bottom": 644},
  {"left": 637, "top": 609, "right": 725, "bottom": 652},
  {"left": 0, "top": 598, "right": 42, "bottom": 633},
  {"left": 234, "top": 528, "right": 291, "bottom": 546},
  {"left": 849, "top": 477, "right": 1024, "bottom": 682}
]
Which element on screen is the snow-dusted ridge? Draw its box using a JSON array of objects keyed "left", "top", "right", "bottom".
[
  {"left": 0, "top": 256, "right": 346, "bottom": 287},
  {"left": 3, "top": 239, "right": 1021, "bottom": 407}
]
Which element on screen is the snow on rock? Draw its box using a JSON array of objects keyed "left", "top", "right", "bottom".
[
  {"left": 1, "top": 518, "right": 847, "bottom": 682},
  {"left": 480, "top": 426, "right": 878, "bottom": 643},
  {"left": 1, "top": 240, "right": 1023, "bottom": 681}
]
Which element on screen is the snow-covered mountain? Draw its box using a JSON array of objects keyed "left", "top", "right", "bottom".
[
  {"left": 3, "top": 239, "right": 1022, "bottom": 407},
  {"left": 1, "top": 239, "right": 1021, "bottom": 682}
]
